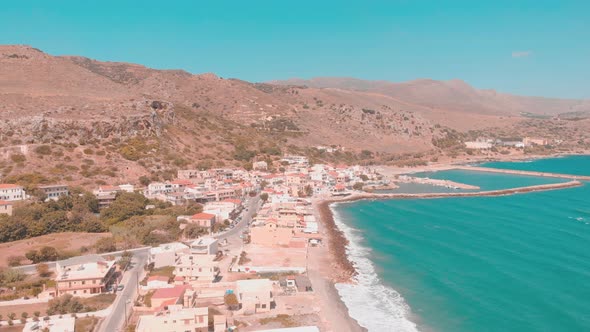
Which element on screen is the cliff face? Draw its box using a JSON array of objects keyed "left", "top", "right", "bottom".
[{"left": 0, "top": 45, "right": 588, "bottom": 187}]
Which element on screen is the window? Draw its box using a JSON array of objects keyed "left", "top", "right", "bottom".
[
  {"left": 262, "top": 304, "right": 266, "bottom": 308},
  {"left": 82, "top": 281, "right": 85, "bottom": 285}
]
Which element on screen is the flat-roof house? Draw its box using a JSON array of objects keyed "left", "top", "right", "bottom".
[
  {"left": 0, "top": 200, "right": 13, "bottom": 216},
  {"left": 236, "top": 278, "right": 274, "bottom": 314},
  {"left": 174, "top": 254, "right": 219, "bottom": 283},
  {"left": 136, "top": 305, "right": 208, "bottom": 332},
  {"left": 22, "top": 316, "right": 76, "bottom": 332},
  {"left": 55, "top": 254, "right": 117, "bottom": 297},
  {"left": 38, "top": 184, "right": 69, "bottom": 201},
  {"left": 149, "top": 242, "right": 190, "bottom": 269},
  {"left": 189, "top": 237, "right": 218, "bottom": 255},
  {"left": 145, "top": 276, "right": 171, "bottom": 290},
  {"left": 214, "top": 315, "right": 227, "bottom": 332},
  {"left": 0, "top": 184, "right": 26, "bottom": 201}
]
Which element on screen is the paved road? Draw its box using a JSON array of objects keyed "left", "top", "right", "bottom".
[
  {"left": 215, "top": 195, "right": 261, "bottom": 240},
  {"left": 97, "top": 249, "right": 149, "bottom": 332},
  {"left": 16, "top": 246, "right": 151, "bottom": 274}
]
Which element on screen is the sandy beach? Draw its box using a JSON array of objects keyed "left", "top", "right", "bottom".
[{"left": 304, "top": 196, "right": 367, "bottom": 332}]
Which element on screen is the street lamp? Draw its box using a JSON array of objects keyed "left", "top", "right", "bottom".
[{"left": 124, "top": 298, "right": 132, "bottom": 327}]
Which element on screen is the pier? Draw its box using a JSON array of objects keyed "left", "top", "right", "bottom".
[
  {"left": 329, "top": 180, "right": 583, "bottom": 203},
  {"left": 455, "top": 166, "right": 590, "bottom": 181}
]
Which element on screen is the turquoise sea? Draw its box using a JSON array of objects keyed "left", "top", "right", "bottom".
[{"left": 334, "top": 155, "right": 590, "bottom": 332}]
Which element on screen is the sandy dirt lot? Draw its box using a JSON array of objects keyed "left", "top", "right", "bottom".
[
  {"left": 0, "top": 302, "right": 49, "bottom": 319},
  {"left": 0, "top": 232, "right": 111, "bottom": 267}
]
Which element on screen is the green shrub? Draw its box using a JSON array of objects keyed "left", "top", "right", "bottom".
[{"left": 34, "top": 145, "right": 52, "bottom": 155}]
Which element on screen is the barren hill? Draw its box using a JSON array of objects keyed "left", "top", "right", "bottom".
[
  {"left": 270, "top": 77, "right": 590, "bottom": 116},
  {"left": 0, "top": 45, "right": 588, "bottom": 187}
]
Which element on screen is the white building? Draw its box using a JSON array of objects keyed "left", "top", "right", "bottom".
[
  {"left": 135, "top": 305, "right": 208, "bottom": 332},
  {"left": 189, "top": 237, "right": 218, "bottom": 255},
  {"left": 149, "top": 242, "right": 190, "bottom": 269},
  {"left": 236, "top": 278, "right": 274, "bottom": 313},
  {"left": 253, "top": 160, "right": 268, "bottom": 171},
  {"left": 23, "top": 317, "right": 76, "bottom": 332},
  {"left": 464, "top": 141, "right": 493, "bottom": 149},
  {"left": 0, "top": 184, "right": 26, "bottom": 201},
  {"left": 174, "top": 254, "right": 219, "bottom": 282}
]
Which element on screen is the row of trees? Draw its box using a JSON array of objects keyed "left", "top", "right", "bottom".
[
  {"left": 0, "top": 189, "right": 104, "bottom": 243},
  {"left": 0, "top": 190, "right": 204, "bottom": 247}
]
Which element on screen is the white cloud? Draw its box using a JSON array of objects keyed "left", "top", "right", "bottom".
[{"left": 512, "top": 51, "right": 532, "bottom": 58}]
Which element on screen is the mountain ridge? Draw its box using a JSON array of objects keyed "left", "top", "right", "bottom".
[{"left": 0, "top": 45, "right": 588, "bottom": 187}]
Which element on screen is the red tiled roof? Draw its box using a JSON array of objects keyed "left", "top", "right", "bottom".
[
  {"left": 191, "top": 212, "right": 216, "bottom": 220},
  {"left": 0, "top": 200, "right": 12, "bottom": 205},
  {"left": 171, "top": 180, "right": 192, "bottom": 185},
  {"left": 99, "top": 185, "right": 118, "bottom": 191},
  {"left": 151, "top": 285, "right": 187, "bottom": 299},
  {"left": 222, "top": 199, "right": 242, "bottom": 205},
  {"left": 0, "top": 184, "right": 21, "bottom": 189},
  {"left": 157, "top": 298, "right": 179, "bottom": 310},
  {"left": 148, "top": 276, "right": 169, "bottom": 282}
]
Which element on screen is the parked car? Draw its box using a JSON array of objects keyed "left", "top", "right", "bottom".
[{"left": 117, "top": 284, "right": 124, "bottom": 291}]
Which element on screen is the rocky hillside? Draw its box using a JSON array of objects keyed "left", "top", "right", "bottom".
[
  {"left": 0, "top": 45, "right": 589, "bottom": 188},
  {"left": 270, "top": 77, "right": 590, "bottom": 117}
]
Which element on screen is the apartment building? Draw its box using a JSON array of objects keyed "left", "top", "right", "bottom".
[{"left": 55, "top": 254, "right": 117, "bottom": 297}]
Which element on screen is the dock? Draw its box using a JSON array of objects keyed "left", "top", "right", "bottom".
[
  {"left": 455, "top": 166, "right": 590, "bottom": 181},
  {"left": 328, "top": 180, "right": 583, "bottom": 203}
]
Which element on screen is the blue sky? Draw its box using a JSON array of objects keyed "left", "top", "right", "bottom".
[{"left": 1, "top": 0, "right": 589, "bottom": 98}]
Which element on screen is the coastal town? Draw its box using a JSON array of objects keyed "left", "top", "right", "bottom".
[
  {"left": 0, "top": 153, "right": 384, "bottom": 332},
  {"left": 2, "top": 2, "right": 590, "bottom": 330},
  {"left": 2, "top": 135, "right": 589, "bottom": 332}
]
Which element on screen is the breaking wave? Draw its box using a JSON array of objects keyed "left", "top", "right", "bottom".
[{"left": 331, "top": 205, "right": 420, "bottom": 332}]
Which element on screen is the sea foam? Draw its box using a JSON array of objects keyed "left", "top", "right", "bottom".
[{"left": 331, "top": 205, "right": 420, "bottom": 332}]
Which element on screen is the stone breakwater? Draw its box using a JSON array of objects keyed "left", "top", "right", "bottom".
[
  {"left": 396, "top": 175, "right": 480, "bottom": 190},
  {"left": 456, "top": 166, "right": 590, "bottom": 181},
  {"left": 318, "top": 180, "right": 584, "bottom": 283}
]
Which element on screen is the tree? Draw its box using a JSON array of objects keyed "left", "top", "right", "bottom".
[
  {"left": 7, "top": 255, "right": 24, "bottom": 267},
  {"left": 304, "top": 185, "right": 313, "bottom": 197},
  {"left": 37, "top": 263, "right": 51, "bottom": 278},
  {"left": 360, "top": 174, "right": 369, "bottom": 181},
  {"left": 260, "top": 193, "right": 269, "bottom": 202},
  {"left": 353, "top": 182, "right": 364, "bottom": 191},
  {"left": 100, "top": 192, "right": 148, "bottom": 225},
  {"left": 94, "top": 237, "right": 117, "bottom": 253},
  {"left": 39, "top": 246, "right": 59, "bottom": 261},
  {"left": 224, "top": 292, "right": 239, "bottom": 310},
  {"left": 0, "top": 268, "right": 25, "bottom": 284},
  {"left": 184, "top": 223, "right": 206, "bottom": 239},
  {"left": 117, "top": 251, "right": 133, "bottom": 270},
  {"left": 139, "top": 176, "right": 151, "bottom": 186},
  {"left": 46, "top": 294, "right": 87, "bottom": 315}
]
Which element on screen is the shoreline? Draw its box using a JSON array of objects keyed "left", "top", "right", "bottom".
[
  {"left": 377, "top": 151, "right": 590, "bottom": 177},
  {"left": 311, "top": 155, "right": 588, "bottom": 331}
]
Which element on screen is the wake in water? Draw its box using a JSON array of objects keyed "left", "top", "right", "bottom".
[{"left": 332, "top": 205, "right": 419, "bottom": 332}]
